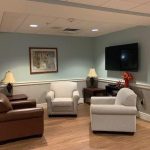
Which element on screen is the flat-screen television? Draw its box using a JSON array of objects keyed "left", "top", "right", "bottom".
[{"left": 105, "top": 43, "right": 138, "bottom": 71}]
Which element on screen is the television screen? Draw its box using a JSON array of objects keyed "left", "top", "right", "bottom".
[{"left": 105, "top": 43, "right": 138, "bottom": 71}]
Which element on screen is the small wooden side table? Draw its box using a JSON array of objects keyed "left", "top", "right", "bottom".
[
  {"left": 83, "top": 88, "right": 106, "bottom": 104},
  {"left": 105, "top": 85, "right": 122, "bottom": 96},
  {"left": 7, "top": 94, "right": 28, "bottom": 101}
]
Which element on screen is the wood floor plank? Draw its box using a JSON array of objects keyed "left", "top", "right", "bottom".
[{"left": 0, "top": 104, "right": 150, "bottom": 150}]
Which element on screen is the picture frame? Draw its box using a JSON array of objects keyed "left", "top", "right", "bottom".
[{"left": 29, "top": 47, "right": 58, "bottom": 74}]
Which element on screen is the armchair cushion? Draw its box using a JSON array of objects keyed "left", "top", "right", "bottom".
[
  {"left": 52, "top": 98, "right": 73, "bottom": 107},
  {"left": 0, "top": 93, "right": 13, "bottom": 113},
  {"left": 50, "top": 81, "right": 77, "bottom": 98}
]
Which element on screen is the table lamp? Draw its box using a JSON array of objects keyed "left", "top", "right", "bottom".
[
  {"left": 86, "top": 68, "right": 98, "bottom": 88},
  {"left": 2, "top": 71, "right": 16, "bottom": 96}
]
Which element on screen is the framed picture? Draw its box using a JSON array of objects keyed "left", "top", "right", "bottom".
[{"left": 29, "top": 47, "right": 58, "bottom": 74}]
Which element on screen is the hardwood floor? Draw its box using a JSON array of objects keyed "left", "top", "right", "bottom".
[{"left": 0, "top": 104, "right": 150, "bottom": 150}]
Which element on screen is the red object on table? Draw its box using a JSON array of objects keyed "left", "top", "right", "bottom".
[
  {"left": 122, "top": 72, "right": 133, "bottom": 87},
  {"left": 124, "top": 78, "right": 129, "bottom": 87}
]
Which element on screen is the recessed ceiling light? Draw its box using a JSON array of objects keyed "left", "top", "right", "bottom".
[
  {"left": 30, "top": 24, "right": 38, "bottom": 28},
  {"left": 92, "top": 29, "right": 99, "bottom": 32}
]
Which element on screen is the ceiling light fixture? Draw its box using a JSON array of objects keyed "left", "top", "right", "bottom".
[
  {"left": 30, "top": 24, "right": 38, "bottom": 28},
  {"left": 92, "top": 29, "right": 99, "bottom": 32}
]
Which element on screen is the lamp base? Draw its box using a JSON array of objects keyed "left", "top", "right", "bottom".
[
  {"left": 6, "top": 83, "right": 13, "bottom": 96},
  {"left": 86, "top": 77, "right": 98, "bottom": 88}
]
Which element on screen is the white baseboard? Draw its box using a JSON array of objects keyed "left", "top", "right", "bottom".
[
  {"left": 37, "top": 103, "right": 47, "bottom": 108},
  {"left": 137, "top": 111, "right": 150, "bottom": 122},
  {"left": 79, "top": 98, "right": 84, "bottom": 104}
]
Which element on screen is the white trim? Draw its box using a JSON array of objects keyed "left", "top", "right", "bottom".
[
  {"left": 2, "top": 77, "right": 149, "bottom": 89},
  {"left": 132, "top": 82, "right": 150, "bottom": 90},
  {"left": 99, "top": 78, "right": 150, "bottom": 90},
  {"left": 99, "top": 78, "right": 119, "bottom": 84},
  {"left": 11, "top": 78, "right": 85, "bottom": 86},
  {"left": 137, "top": 111, "right": 150, "bottom": 122}
]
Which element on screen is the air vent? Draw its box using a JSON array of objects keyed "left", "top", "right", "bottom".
[{"left": 64, "top": 28, "right": 80, "bottom": 32}]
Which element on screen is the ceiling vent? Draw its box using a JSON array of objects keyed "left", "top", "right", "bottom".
[{"left": 64, "top": 28, "right": 80, "bottom": 32}]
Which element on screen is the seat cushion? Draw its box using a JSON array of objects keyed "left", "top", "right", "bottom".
[
  {"left": 0, "top": 93, "right": 13, "bottom": 113},
  {"left": 52, "top": 98, "right": 73, "bottom": 107}
]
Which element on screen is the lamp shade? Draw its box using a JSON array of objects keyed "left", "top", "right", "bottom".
[
  {"left": 2, "top": 71, "right": 16, "bottom": 84},
  {"left": 86, "top": 68, "right": 98, "bottom": 88},
  {"left": 87, "top": 68, "right": 97, "bottom": 78}
]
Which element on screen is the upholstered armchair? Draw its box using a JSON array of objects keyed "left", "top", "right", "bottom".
[
  {"left": 0, "top": 93, "right": 44, "bottom": 143},
  {"left": 90, "top": 88, "right": 137, "bottom": 133},
  {"left": 46, "top": 81, "right": 80, "bottom": 116}
]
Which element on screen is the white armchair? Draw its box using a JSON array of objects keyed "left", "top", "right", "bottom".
[
  {"left": 46, "top": 81, "right": 80, "bottom": 116},
  {"left": 90, "top": 88, "right": 137, "bottom": 133}
]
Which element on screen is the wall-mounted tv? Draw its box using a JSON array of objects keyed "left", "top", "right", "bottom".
[{"left": 105, "top": 43, "right": 138, "bottom": 71}]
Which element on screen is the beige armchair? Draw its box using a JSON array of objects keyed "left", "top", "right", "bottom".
[
  {"left": 90, "top": 88, "right": 137, "bottom": 133},
  {"left": 46, "top": 81, "right": 80, "bottom": 116}
]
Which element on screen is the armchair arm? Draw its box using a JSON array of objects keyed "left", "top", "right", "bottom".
[
  {"left": 46, "top": 91, "right": 54, "bottom": 102},
  {"left": 91, "top": 105, "right": 137, "bottom": 115},
  {"left": 0, "top": 100, "right": 12, "bottom": 113},
  {"left": 0, "top": 107, "right": 44, "bottom": 122},
  {"left": 73, "top": 90, "right": 80, "bottom": 102},
  {"left": 91, "top": 96, "right": 116, "bottom": 105},
  {"left": 73, "top": 90, "right": 80, "bottom": 114},
  {"left": 10, "top": 99, "right": 36, "bottom": 109},
  {"left": 45, "top": 91, "right": 54, "bottom": 115}
]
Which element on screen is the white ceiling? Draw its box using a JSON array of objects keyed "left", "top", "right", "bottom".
[{"left": 1, "top": 0, "right": 150, "bottom": 37}]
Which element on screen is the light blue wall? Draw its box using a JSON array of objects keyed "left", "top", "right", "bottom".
[
  {"left": 94, "top": 26, "right": 150, "bottom": 84},
  {"left": 0, "top": 33, "right": 94, "bottom": 82},
  {"left": 2, "top": 26, "right": 150, "bottom": 84}
]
